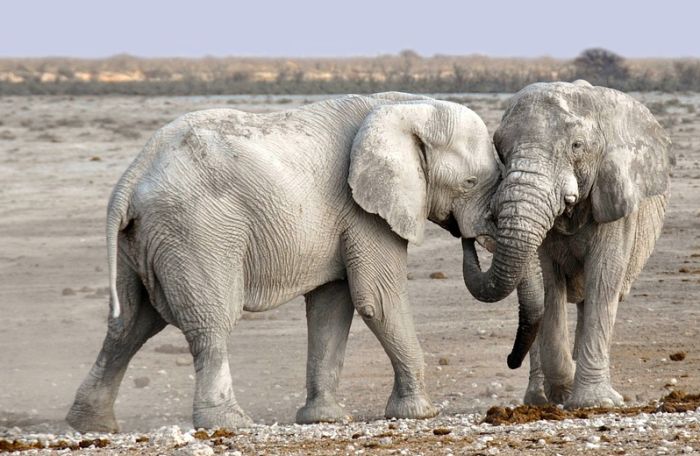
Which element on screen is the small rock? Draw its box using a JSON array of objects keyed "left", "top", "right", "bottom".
[
  {"left": 176, "top": 357, "right": 192, "bottom": 366},
  {"left": 378, "top": 436, "right": 392, "bottom": 446},
  {"left": 438, "top": 357, "right": 450, "bottom": 366},
  {"left": 670, "top": 352, "right": 687, "bottom": 361},
  {"left": 429, "top": 271, "right": 448, "bottom": 279},
  {"left": 175, "top": 442, "right": 214, "bottom": 456},
  {"left": 61, "top": 288, "right": 76, "bottom": 296},
  {"left": 152, "top": 425, "right": 194, "bottom": 446},
  {"left": 133, "top": 377, "right": 150, "bottom": 388}
]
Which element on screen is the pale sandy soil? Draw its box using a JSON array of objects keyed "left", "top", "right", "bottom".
[{"left": 0, "top": 93, "right": 699, "bottom": 454}]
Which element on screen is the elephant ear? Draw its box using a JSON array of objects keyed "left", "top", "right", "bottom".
[
  {"left": 590, "top": 88, "right": 672, "bottom": 223},
  {"left": 349, "top": 102, "right": 444, "bottom": 244}
]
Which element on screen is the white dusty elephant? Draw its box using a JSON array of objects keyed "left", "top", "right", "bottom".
[
  {"left": 66, "top": 92, "right": 535, "bottom": 432},
  {"left": 463, "top": 81, "right": 672, "bottom": 408}
]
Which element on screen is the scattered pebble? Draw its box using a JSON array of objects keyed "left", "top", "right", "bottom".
[
  {"left": 670, "top": 352, "right": 687, "bottom": 361},
  {"left": 429, "top": 271, "right": 447, "bottom": 279},
  {"left": 2, "top": 406, "right": 699, "bottom": 455},
  {"left": 133, "top": 376, "right": 150, "bottom": 388},
  {"left": 176, "top": 357, "right": 193, "bottom": 366}
]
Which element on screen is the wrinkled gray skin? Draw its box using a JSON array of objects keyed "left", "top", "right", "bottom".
[
  {"left": 66, "top": 92, "right": 517, "bottom": 433},
  {"left": 463, "top": 80, "right": 672, "bottom": 409}
]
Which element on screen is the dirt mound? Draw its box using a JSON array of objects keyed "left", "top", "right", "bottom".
[{"left": 483, "top": 390, "right": 700, "bottom": 425}]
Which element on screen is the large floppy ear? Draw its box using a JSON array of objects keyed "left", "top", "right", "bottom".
[
  {"left": 590, "top": 87, "right": 672, "bottom": 223},
  {"left": 348, "top": 102, "right": 447, "bottom": 244}
]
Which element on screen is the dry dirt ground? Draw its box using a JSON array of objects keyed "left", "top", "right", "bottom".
[{"left": 0, "top": 93, "right": 699, "bottom": 454}]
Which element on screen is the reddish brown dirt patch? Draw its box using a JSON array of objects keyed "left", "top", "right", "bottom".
[{"left": 483, "top": 391, "right": 700, "bottom": 425}]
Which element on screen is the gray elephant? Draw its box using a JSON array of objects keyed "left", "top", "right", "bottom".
[
  {"left": 66, "top": 92, "right": 535, "bottom": 432},
  {"left": 463, "top": 81, "right": 672, "bottom": 408}
]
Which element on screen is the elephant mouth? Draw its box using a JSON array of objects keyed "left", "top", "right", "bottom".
[{"left": 438, "top": 213, "right": 463, "bottom": 238}]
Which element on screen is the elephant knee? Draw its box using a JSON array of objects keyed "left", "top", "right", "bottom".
[
  {"left": 357, "top": 303, "right": 376, "bottom": 319},
  {"left": 353, "top": 296, "right": 381, "bottom": 321}
]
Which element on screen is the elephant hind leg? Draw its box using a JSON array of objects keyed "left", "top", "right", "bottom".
[
  {"left": 67, "top": 258, "right": 166, "bottom": 433},
  {"left": 157, "top": 253, "right": 251, "bottom": 429}
]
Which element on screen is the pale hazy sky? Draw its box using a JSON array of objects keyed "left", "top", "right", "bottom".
[{"left": 3, "top": 0, "right": 698, "bottom": 58}]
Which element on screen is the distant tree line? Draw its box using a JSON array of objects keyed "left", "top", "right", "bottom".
[{"left": 1, "top": 49, "right": 700, "bottom": 95}]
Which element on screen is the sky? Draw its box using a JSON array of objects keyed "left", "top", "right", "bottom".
[{"left": 2, "top": 0, "right": 698, "bottom": 58}]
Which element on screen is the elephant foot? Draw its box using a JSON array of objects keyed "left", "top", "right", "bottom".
[
  {"left": 66, "top": 403, "right": 119, "bottom": 434},
  {"left": 296, "top": 395, "right": 351, "bottom": 424},
  {"left": 564, "top": 382, "right": 624, "bottom": 409},
  {"left": 385, "top": 391, "right": 439, "bottom": 420},
  {"left": 523, "top": 383, "right": 548, "bottom": 406},
  {"left": 193, "top": 402, "right": 253, "bottom": 430},
  {"left": 544, "top": 380, "right": 573, "bottom": 405}
]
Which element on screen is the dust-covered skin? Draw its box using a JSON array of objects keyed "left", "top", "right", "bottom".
[
  {"left": 0, "top": 94, "right": 698, "bottom": 442},
  {"left": 62, "top": 93, "right": 506, "bottom": 432},
  {"left": 463, "top": 81, "right": 674, "bottom": 409}
]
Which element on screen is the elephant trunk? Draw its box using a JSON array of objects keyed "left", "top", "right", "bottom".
[
  {"left": 507, "top": 259, "right": 544, "bottom": 368},
  {"left": 461, "top": 163, "right": 558, "bottom": 367},
  {"left": 461, "top": 196, "right": 554, "bottom": 302}
]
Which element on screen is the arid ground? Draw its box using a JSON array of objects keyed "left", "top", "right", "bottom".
[{"left": 0, "top": 93, "right": 699, "bottom": 453}]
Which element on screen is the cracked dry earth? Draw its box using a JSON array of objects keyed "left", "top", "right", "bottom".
[{"left": 1, "top": 93, "right": 699, "bottom": 454}]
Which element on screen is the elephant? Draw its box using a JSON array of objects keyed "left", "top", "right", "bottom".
[
  {"left": 66, "top": 92, "right": 538, "bottom": 433},
  {"left": 462, "top": 80, "right": 672, "bottom": 409}
]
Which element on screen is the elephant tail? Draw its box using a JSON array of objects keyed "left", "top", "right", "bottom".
[
  {"left": 106, "top": 184, "right": 131, "bottom": 319},
  {"left": 106, "top": 152, "right": 148, "bottom": 319}
]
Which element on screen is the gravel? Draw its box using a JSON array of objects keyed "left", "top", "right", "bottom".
[{"left": 1, "top": 409, "right": 699, "bottom": 455}]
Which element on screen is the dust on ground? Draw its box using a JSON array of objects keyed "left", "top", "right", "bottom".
[{"left": 0, "top": 93, "right": 699, "bottom": 452}]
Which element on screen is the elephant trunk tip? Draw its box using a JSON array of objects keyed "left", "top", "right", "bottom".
[{"left": 506, "top": 352, "right": 524, "bottom": 370}]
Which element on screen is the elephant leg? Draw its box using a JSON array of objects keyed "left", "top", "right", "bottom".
[
  {"left": 522, "top": 334, "right": 548, "bottom": 405},
  {"left": 343, "top": 226, "right": 437, "bottom": 420},
  {"left": 67, "top": 260, "right": 166, "bottom": 433},
  {"left": 565, "top": 224, "right": 631, "bottom": 409},
  {"left": 539, "top": 259, "right": 575, "bottom": 404},
  {"left": 296, "top": 280, "right": 354, "bottom": 424},
  {"left": 160, "top": 251, "right": 252, "bottom": 429},
  {"left": 185, "top": 330, "right": 252, "bottom": 429}
]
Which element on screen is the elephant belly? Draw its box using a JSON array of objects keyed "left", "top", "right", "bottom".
[{"left": 241, "top": 229, "right": 347, "bottom": 312}]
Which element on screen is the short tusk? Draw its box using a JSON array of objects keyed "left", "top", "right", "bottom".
[{"left": 476, "top": 235, "right": 497, "bottom": 253}]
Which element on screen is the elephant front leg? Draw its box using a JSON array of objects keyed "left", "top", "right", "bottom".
[
  {"left": 296, "top": 281, "right": 354, "bottom": 424},
  {"left": 344, "top": 232, "right": 437, "bottom": 420},
  {"left": 565, "top": 229, "right": 630, "bottom": 409},
  {"left": 539, "top": 259, "right": 575, "bottom": 404},
  {"left": 360, "top": 298, "right": 438, "bottom": 419},
  {"left": 522, "top": 336, "right": 547, "bottom": 405}
]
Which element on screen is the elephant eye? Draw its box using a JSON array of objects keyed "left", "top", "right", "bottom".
[
  {"left": 572, "top": 140, "right": 584, "bottom": 151},
  {"left": 461, "top": 176, "right": 477, "bottom": 190}
]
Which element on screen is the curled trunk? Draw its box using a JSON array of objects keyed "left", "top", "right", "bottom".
[{"left": 461, "top": 167, "right": 557, "bottom": 367}]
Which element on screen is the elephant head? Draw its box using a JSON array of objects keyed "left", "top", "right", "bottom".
[
  {"left": 348, "top": 98, "right": 499, "bottom": 245},
  {"left": 347, "top": 98, "right": 541, "bottom": 365},
  {"left": 462, "top": 81, "right": 672, "bottom": 364}
]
